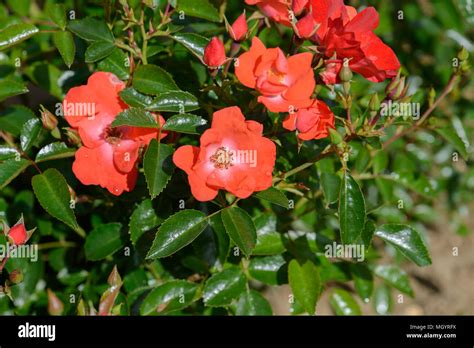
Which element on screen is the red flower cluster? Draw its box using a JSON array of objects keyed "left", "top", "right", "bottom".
[{"left": 63, "top": 72, "right": 167, "bottom": 196}]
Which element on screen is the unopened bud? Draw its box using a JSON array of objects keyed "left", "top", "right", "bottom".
[
  {"left": 369, "top": 93, "right": 380, "bottom": 111},
  {"left": 339, "top": 59, "right": 353, "bottom": 83},
  {"left": 329, "top": 128, "right": 343, "bottom": 145},
  {"left": 47, "top": 289, "right": 64, "bottom": 316},
  {"left": 203, "top": 37, "right": 227, "bottom": 68},
  {"left": 457, "top": 47, "right": 469, "bottom": 61},
  {"left": 9, "top": 269, "right": 23, "bottom": 284},
  {"left": 64, "top": 127, "right": 82, "bottom": 146},
  {"left": 40, "top": 105, "right": 58, "bottom": 131},
  {"left": 227, "top": 12, "right": 248, "bottom": 42}
]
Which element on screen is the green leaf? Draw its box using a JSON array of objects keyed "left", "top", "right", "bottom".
[
  {"left": 111, "top": 107, "right": 160, "bottom": 129},
  {"left": 31, "top": 168, "right": 80, "bottom": 232},
  {"left": 209, "top": 214, "right": 230, "bottom": 265},
  {"left": 0, "top": 79, "right": 28, "bottom": 101},
  {"left": 349, "top": 263, "right": 373, "bottom": 302},
  {"left": 375, "top": 224, "right": 431, "bottom": 266},
  {"left": 0, "top": 158, "right": 30, "bottom": 189},
  {"left": 288, "top": 259, "right": 321, "bottom": 315},
  {"left": 339, "top": 172, "right": 366, "bottom": 244},
  {"left": 47, "top": 3, "right": 67, "bottom": 30},
  {"left": 373, "top": 265, "right": 414, "bottom": 296},
  {"left": 0, "top": 106, "right": 35, "bottom": 136},
  {"left": 176, "top": 0, "right": 221, "bottom": 22},
  {"left": 146, "top": 209, "right": 208, "bottom": 259},
  {"left": 35, "top": 142, "right": 76, "bottom": 163},
  {"left": 373, "top": 284, "right": 392, "bottom": 315},
  {"left": 20, "top": 118, "right": 42, "bottom": 151},
  {"left": 119, "top": 88, "right": 153, "bottom": 108},
  {"left": 0, "top": 145, "right": 19, "bottom": 161},
  {"left": 97, "top": 48, "right": 130, "bottom": 80},
  {"left": 162, "top": 114, "right": 207, "bottom": 134},
  {"left": 0, "top": 23, "right": 39, "bottom": 51},
  {"left": 146, "top": 91, "right": 199, "bottom": 113},
  {"left": 329, "top": 289, "right": 362, "bottom": 315},
  {"left": 143, "top": 140, "right": 175, "bottom": 199},
  {"left": 321, "top": 172, "right": 341, "bottom": 205},
  {"left": 132, "top": 64, "right": 179, "bottom": 95},
  {"left": 129, "top": 199, "right": 161, "bottom": 245},
  {"left": 171, "top": 32, "right": 209, "bottom": 60},
  {"left": 6, "top": 0, "right": 30, "bottom": 16},
  {"left": 53, "top": 31, "right": 75, "bottom": 68},
  {"left": 221, "top": 207, "right": 257, "bottom": 257},
  {"left": 249, "top": 255, "right": 286, "bottom": 286},
  {"left": 372, "top": 151, "right": 388, "bottom": 174},
  {"left": 434, "top": 119, "right": 470, "bottom": 160},
  {"left": 254, "top": 187, "right": 289, "bottom": 208},
  {"left": 84, "top": 223, "right": 124, "bottom": 261},
  {"left": 85, "top": 41, "right": 115, "bottom": 63},
  {"left": 235, "top": 290, "right": 272, "bottom": 315},
  {"left": 203, "top": 266, "right": 246, "bottom": 307},
  {"left": 68, "top": 18, "right": 114, "bottom": 42},
  {"left": 24, "top": 63, "right": 62, "bottom": 99},
  {"left": 252, "top": 213, "right": 286, "bottom": 255},
  {"left": 140, "top": 280, "right": 199, "bottom": 315}
]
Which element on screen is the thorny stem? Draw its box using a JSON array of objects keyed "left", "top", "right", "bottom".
[{"left": 383, "top": 73, "right": 459, "bottom": 149}]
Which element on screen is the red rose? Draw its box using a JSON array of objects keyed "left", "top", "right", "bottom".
[
  {"left": 173, "top": 106, "right": 276, "bottom": 201},
  {"left": 245, "top": 0, "right": 292, "bottom": 25},
  {"left": 283, "top": 99, "right": 335, "bottom": 140},
  {"left": 8, "top": 222, "right": 28, "bottom": 245},
  {"left": 310, "top": 0, "right": 400, "bottom": 83},
  {"left": 235, "top": 37, "right": 315, "bottom": 112},
  {"left": 295, "top": 12, "right": 318, "bottom": 39},
  {"left": 203, "top": 37, "right": 227, "bottom": 68},
  {"left": 229, "top": 12, "right": 248, "bottom": 42},
  {"left": 63, "top": 72, "right": 167, "bottom": 196}
]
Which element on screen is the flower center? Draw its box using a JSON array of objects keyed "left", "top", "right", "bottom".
[
  {"left": 104, "top": 126, "right": 124, "bottom": 144},
  {"left": 268, "top": 68, "right": 285, "bottom": 82},
  {"left": 210, "top": 147, "right": 234, "bottom": 170}
]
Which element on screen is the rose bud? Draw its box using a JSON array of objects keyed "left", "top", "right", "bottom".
[
  {"left": 203, "top": 37, "right": 227, "bottom": 68},
  {"left": 228, "top": 12, "right": 248, "bottom": 42},
  {"left": 40, "top": 105, "right": 58, "bottom": 131},
  {"left": 295, "top": 13, "right": 318, "bottom": 39},
  {"left": 8, "top": 219, "right": 28, "bottom": 245}
]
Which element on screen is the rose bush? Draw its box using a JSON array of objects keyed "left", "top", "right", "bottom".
[{"left": 0, "top": 0, "right": 472, "bottom": 316}]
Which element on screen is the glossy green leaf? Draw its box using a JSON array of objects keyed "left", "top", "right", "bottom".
[
  {"left": 132, "top": 64, "right": 179, "bottom": 95},
  {"left": 85, "top": 41, "right": 115, "bottom": 62},
  {"left": 162, "top": 114, "right": 207, "bottom": 134},
  {"left": 68, "top": 18, "right": 114, "bottom": 42},
  {"left": 176, "top": 0, "right": 221, "bottom": 22},
  {"left": 146, "top": 91, "right": 199, "bottom": 113},
  {"left": 85, "top": 223, "right": 124, "bottom": 261},
  {"left": 373, "top": 265, "right": 414, "bottom": 296},
  {"left": 349, "top": 263, "right": 373, "bottom": 302},
  {"left": 0, "top": 145, "right": 19, "bottom": 161},
  {"left": 254, "top": 187, "right": 289, "bottom": 208},
  {"left": 47, "top": 3, "right": 67, "bottom": 30},
  {"left": 97, "top": 48, "right": 130, "bottom": 80},
  {"left": 249, "top": 255, "right": 286, "bottom": 286},
  {"left": 235, "top": 290, "right": 272, "bottom": 315},
  {"left": 321, "top": 172, "right": 341, "bottom": 205},
  {"left": 119, "top": 88, "right": 153, "bottom": 108},
  {"left": 112, "top": 107, "right": 160, "bottom": 128},
  {"left": 434, "top": 119, "right": 469, "bottom": 160},
  {"left": 288, "top": 259, "right": 321, "bottom": 315},
  {"left": 35, "top": 142, "right": 76, "bottom": 163},
  {"left": 171, "top": 32, "right": 209, "bottom": 60},
  {"left": 129, "top": 199, "right": 161, "bottom": 245},
  {"left": 143, "top": 140, "right": 175, "bottom": 199},
  {"left": 339, "top": 172, "right": 366, "bottom": 244},
  {"left": 31, "top": 168, "right": 80, "bottom": 232},
  {"left": 53, "top": 31, "right": 76, "bottom": 68},
  {"left": 140, "top": 280, "right": 199, "bottom": 315},
  {"left": 203, "top": 266, "right": 246, "bottom": 307},
  {"left": 329, "top": 289, "right": 362, "bottom": 315},
  {"left": 0, "top": 23, "right": 38, "bottom": 51},
  {"left": 20, "top": 118, "right": 42, "bottom": 152},
  {"left": 0, "top": 158, "right": 30, "bottom": 189},
  {"left": 146, "top": 209, "right": 208, "bottom": 259},
  {"left": 0, "top": 79, "right": 28, "bottom": 101},
  {"left": 375, "top": 224, "right": 432, "bottom": 266},
  {"left": 221, "top": 206, "right": 257, "bottom": 257}
]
